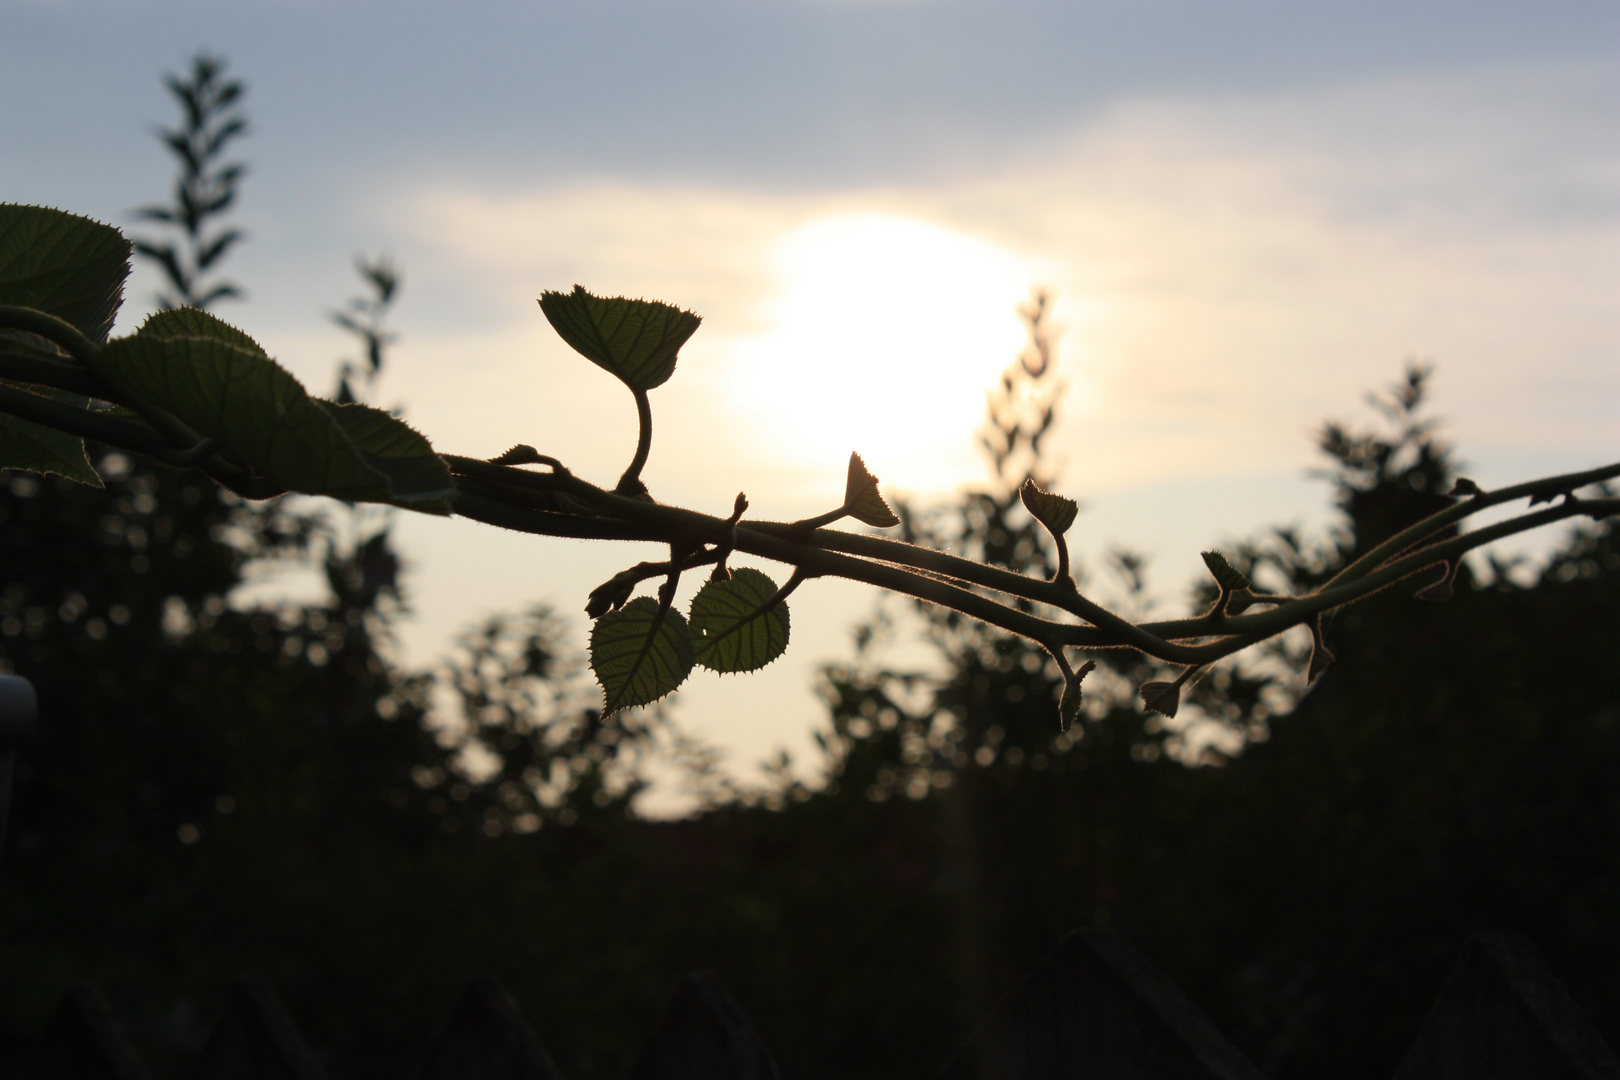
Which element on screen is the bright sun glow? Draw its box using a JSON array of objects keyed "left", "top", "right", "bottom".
[{"left": 731, "top": 214, "right": 1038, "bottom": 491}]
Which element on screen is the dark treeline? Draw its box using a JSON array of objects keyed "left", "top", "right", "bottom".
[{"left": 0, "top": 344, "right": 1615, "bottom": 1079}]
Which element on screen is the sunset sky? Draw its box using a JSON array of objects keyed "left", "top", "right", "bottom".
[{"left": 4, "top": 0, "right": 1617, "bottom": 800}]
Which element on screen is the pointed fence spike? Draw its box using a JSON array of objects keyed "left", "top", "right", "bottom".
[
  {"left": 414, "top": 976, "right": 563, "bottom": 1080},
  {"left": 1391, "top": 934, "right": 1620, "bottom": 1080},
  {"left": 934, "top": 929, "right": 1265, "bottom": 1080},
  {"left": 627, "top": 970, "right": 781, "bottom": 1080},
  {"left": 195, "top": 976, "right": 326, "bottom": 1080},
  {"left": 21, "top": 985, "right": 151, "bottom": 1080}
]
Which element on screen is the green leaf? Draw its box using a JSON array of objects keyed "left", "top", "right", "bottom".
[
  {"left": 1200, "top": 550, "right": 1250, "bottom": 592},
  {"left": 589, "top": 597, "right": 695, "bottom": 715},
  {"left": 844, "top": 452, "right": 899, "bottom": 528},
  {"left": 1019, "top": 478, "right": 1077, "bottom": 536},
  {"left": 538, "top": 286, "right": 701, "bottom": 391},
  {"left": 0, "top": 381, "right": 101, "bottom": 485},
  {"left": 318, "top": 402, "right": 454, "bottom": 514},
  {"left": 0, "top": 205, "right": 131, "bottom": 343},
  {"left": 101, "top": 334, "right": 445, "bottom": 510},
  {"left": 1058, "top": 659, "right": 1096, "bottom": 731},
  {"left": 1140, "top": 680, "right": 1181, "bottom": 718},
  {"left": 690, "top": 567, "right": 791, "bottom": 673},
  {"left": 137, "top": 307, "right": 265, "bottom": 355}
]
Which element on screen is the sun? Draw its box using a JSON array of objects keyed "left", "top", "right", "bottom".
[{"left": 729, "top": 213, "right": 1039, "bottom": 492}]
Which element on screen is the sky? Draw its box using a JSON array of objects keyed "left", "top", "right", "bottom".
[{"left": 4, "top": 0, "right": 1618, "bottom": 802}]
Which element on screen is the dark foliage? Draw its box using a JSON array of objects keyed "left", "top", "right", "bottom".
[{"left": 1, "top": 287, "right": 1613, "bottom": 1078}]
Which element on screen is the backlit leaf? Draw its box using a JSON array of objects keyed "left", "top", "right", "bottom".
[
  {"left": 590, "top": 597, "right": 695, "bottom": 715},
  {"left": 0, "top": 381, "right": 100, "bottom": 485},
  {"left": 138, "top": 307, "right": 265, "bottom": 354},
  {"left": 1140, "top": 680, "right": 1181, "bottom": 718},
  {"left": 319, "top": 402, "right": 454, "bottom": 514},
  {"left": 844, "top": 452, "right": 899, "bottom": 528},
  {"left": 538, "top": 286, "right": 701, "bottom": 392},
  {"left": 101, "top": 334, "right": 444, "bottom": 508},
  {"left": 1058, "top": 659, "right": 1097, "bottom": 731},
  {"left": 1200, "top": 550, "right": 1250, "bottom": 592},
  {"left": 0, "top": 204, "right": 131, "bottom": 343},
  {"left": 1019, "top": 478, "right": 1077, "bottom": 536},
  {"left": 690, "top": 567, "right": 791, "bottom": 673}
]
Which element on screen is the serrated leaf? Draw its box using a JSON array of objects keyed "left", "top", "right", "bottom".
[
  {"left": 0, "top": 381, "right": 101, "bottom": 485},
  {"left": 319, "top": 402, "right": 454, "bottom": 514},
  {"left": 1059, "top": 659, "right": 1097, "bottom": 731},
  {"left": 1140, "top": 680, "right": 1181, "bottom": 718},
  {"left": 690, "top": 567, "right": 791, "bottom": 673},
  {"left": 590, "top": 597, "right": 695, "bottom": 715},
  {"left": 1019, "top": 478, "right": 1077, "bottom": 536},
  {"left": 101, "top": 334, "right": 441, "bottom": 509},
  {"left": 1200, "top": 550, "right": 1251, "bottom": 591},
  {"left": 844, "top": 452, "right": 899, "bottom": 528},
  {"left": 0, "top": 204, "right": 131, "bottom": 343},
  {"left": 538, "top": 286, "right": 701, "bottom": 392},
  {"left": 137, "top": 307, "right": 265, "bottom": 354},
  {"left": 490, "top": 444, "right": 542, "bottom": 466}
]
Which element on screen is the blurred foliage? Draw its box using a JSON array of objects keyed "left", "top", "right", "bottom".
[
  {"left": 0, "top": 449, "right": 667, "bottom": 1077},
  {"left": 132, "top": 54, "right": 250, "bottom": 311},
  {"left": 3, "top": 303, "right": 1615, "bottom": 1079}
]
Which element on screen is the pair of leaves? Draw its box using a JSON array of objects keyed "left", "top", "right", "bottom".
[
  {"left": 539, "top": 285, "right": 701, "bottom": 393},
  {"left": 589, "top": 568, "right": 791, "bottom": 715}
]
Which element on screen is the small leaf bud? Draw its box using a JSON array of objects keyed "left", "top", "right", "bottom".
[
  {"left": 1414, "top": 561, "right": 1457, "bottom": 602},
  {"left": 489, "top": 444, "right": 542, "bottom": 466},
  {"left": 1140, "top": 680, "right": 1180, "bottom": 718},
  {"left": 844, "top": 453, "right": 900, "bottom": 528},
  {"left": 1200, "top": 550, "right": 1251, "bottom": 592},
  {"left": 1058, "top": 659, "right": 1097, "bottom": 731},
  {"left": 1019, "top": 478, "right": 1079, "bottom": 536}
]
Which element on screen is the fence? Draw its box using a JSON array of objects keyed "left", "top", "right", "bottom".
[{"left": 13, "top": 929, "right": 1619, "bottom": 1079}]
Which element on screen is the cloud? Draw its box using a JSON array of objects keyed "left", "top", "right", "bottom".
[{"left": 387, "top": 56, "right": 1617, "bottom": 505}]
